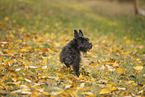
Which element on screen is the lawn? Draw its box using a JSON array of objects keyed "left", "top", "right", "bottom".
[{"left": 0, "top": 0, "right": 145, "bottom": 96}]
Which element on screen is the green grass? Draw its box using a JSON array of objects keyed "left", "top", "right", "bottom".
[{"left": 0, "top": 0, "right": 145, "bottom": 96}]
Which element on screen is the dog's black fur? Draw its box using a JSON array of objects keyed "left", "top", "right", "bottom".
[{"left": 60, "top": 30, "right": 92, "bottom": 77}]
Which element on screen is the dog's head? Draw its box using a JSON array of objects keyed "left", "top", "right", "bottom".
[{"left": 74, "top": 29, "right": 92, "bottom": 53}]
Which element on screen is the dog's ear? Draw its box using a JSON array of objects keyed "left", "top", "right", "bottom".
[
  {"left": 79, "top": 29, "right": 84, "bottom": 36},
  {"left": 74, "top": 30, "right": 79, "bottom": 38}
]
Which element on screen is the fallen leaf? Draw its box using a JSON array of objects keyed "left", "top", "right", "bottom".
[
  {"left": 116, "top": 68, "right": 125, "bottom": 75},
  {"left": 42, "top": 57, "right": 48, "bottom": 63},
  {"left": 11, "top": 90, "right": 22, "bottom": 94},
  {"left": 42, "top": 48, "right": 48, "bottom": 53},
  {"left": 107, "top": 59, "right": 115, "bottom": 64},
  {"left": 133, "top": 65, "right": 143, "bottom": 71},
  {"left": 43, "top": 91, "right": 50, "bottom": 95},
  {"left": 42, "top": 66, "right": 47, "bottom": 69},
  {"left": 4, "top": 17, "right": 9, "bottom": 21},
  {"left": 20, "top": 48, "right": 28, "bottom": 52},
  {"left": 24, "top": 78, "right": 32, "bottom": 83},
  {"left": 81, "top": 92, "right": 94, "bottom": 96},
  {"left": 99, "top": 88, "right": 111, "bottom": 94},
  {"left": 126, "top": 39, "right": 131, "bottom": 44},
  {"left": 29, "top": 66, "right": 37, "bottom": 69},
  {"left": 0, "top": 90, "right": 9, "bottom": 95},
  {"left": 65, "top": 85, "right": 72, "bottom": 90},
  {"left": 51, "top": 89, "right": 63, "bottom": 95},
  {"left": 118, "top": 87, "right": 126, "bottom": 90},
  {"left": 112, "top": 62, "right": 119, "bottom": 67},
  {"left": 21, "top": 91, "right": 32, "bottom": 95},
  {"left": 91, "top": 62, "right": 99, "bottom": 67}
]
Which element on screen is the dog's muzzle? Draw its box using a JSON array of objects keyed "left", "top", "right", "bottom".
[{"left": 89, "top": 43, "right": 92, "bottom": 49}]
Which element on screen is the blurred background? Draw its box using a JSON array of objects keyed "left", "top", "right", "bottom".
[
  {"left": 0, "top": 0, "right": 145, "bottom": 40},
  {"left": 80, "top": 0, "right": 145, "bottom": 16}
]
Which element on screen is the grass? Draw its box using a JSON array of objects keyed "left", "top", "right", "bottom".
[{"left": 0, "top": 0, "right": 145, "bottom": 96}]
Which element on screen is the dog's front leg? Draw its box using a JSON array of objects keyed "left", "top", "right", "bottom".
[{"left": 73, "top": 59, "right": 80, "bottom": 77}]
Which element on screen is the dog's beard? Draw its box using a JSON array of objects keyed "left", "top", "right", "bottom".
[{"left": 79, "top": 47, "right": 90, "bottom": 53}]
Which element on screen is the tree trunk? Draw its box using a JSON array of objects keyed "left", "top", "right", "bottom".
[
  {"left": 134, "top": 0, "right": 139, "bottom": 15},
  {"left": 134, "top": 0, "right": 145, "bottom": 16}
]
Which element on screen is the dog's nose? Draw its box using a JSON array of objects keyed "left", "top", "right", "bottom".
[{"left": 89, "top": 43, "right": 92, "bottom": 49}]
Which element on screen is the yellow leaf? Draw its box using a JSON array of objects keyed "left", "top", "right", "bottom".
[
  {"left": 24, "top": 62, "right": 30, "bottom": 66},
  {"left": 124, "top": 36, "right": 127, "bottom": 39},
  {"left": 112, "top": 62, "right": 119, "bottom": 67},
  {"left": 99, "top": 88, "right": 111, "bottom": 94},
  {"left": 127, "top": 81, "right": 137, "bottom": 86},
  {"left": 46, "top": 25, "right": 50, "bottom": 30},
  {"left": 133, "top": 65, "right": 143, "bottom": 71},
  {"left": 50, "top": 48, "right": 57, "bottom": 52},
  {"left": 20, "top": 48, "right": 27, "bottom": 52},
  {"left": 4, "top": 17, "right": 9, "bottom": 21},
  {"left": 16, "top": 81, "right": 21, "bottom": 88},
  {"left": 116, "top": 68, "right": 124, "bottom": 75},
  {"left": 16, "top": 39, "right": 22, "bottom": 43},
  {"left": 127, "top": 81, "right": 134, "bottom": 84},
  {"left": 111, "top": 87, "right": 118, "bottom": 91},
  {"left": 12, "top": 77, "right": 17, "bottom": 82},
  {"left": 91, "top": 78, "right": 95, "bottom": 81},
  {"left": 18, "top": 77, "right": 24, "bottom": 80},
  {"left": 32, "top": 90, "right": 39, "bottom": 96},
  {"left": 50, "top": 33, "right": 56, "bottom": 39},
  {"left": 72, "top": 91, "right": 78, "bottom": 97},
  {"left": 43, "top": 92, "right": 50, "bottom": 95},
  {"left": 3, "top": 49, "right": 9, "bottom": 53},
  {"left": 8, "top": 50, "right": 15, "bottom": 55},
  {"left": 87, "top": 53, "right": 93, "bottom": 57},
  {"left": 20, "top": 27, "right": 25, "bottom": 32},
  {"left": 72, "top": 80, "right": 78, "bottom": 88},
  {"left": 126, "top": 39, "right": 131, "bottom": 44},
  {"left": 51, "top": 89, "right": 63, "bottom": 95},
  {"left": 42, "top": 57, "right": 48, "bottom": 63},
  {"left": 55, "top": 22, "right": 59, "bottom": 26},
  {"left": 79, "top": 74, "right": 84, "bottom": 80},
  {"left": 136, "top": 57, "right": 140, "bottom": 61},
  {"left": 0, "top": 64, "right": 3, "bottom": 71},
  {"left": 81, "top": 92, "right": 94, "bottom": 96},
  {"left": 0, "top": 86, "right": 4, "bottom": 90}
]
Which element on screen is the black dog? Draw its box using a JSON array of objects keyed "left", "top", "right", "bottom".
[{"left": 60, "top": 30, "right": 92, "bottom": 77}]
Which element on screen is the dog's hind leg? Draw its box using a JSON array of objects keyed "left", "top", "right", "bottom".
[{"left": 64, "top": 57, "right": 73, "bottom": 68}]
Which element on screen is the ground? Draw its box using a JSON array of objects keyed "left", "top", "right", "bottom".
[{"left": 0, "top": 0, "right": 145, "bottom": 96}]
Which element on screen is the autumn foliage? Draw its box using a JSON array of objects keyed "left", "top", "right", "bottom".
[{"left": 0, "top": 0, "right": 145, "bottom": 96}]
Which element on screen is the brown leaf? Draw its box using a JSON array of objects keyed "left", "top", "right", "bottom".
[
  {"left": 0, "top": 90, "right": 9, "bottom": 95},
  {"left": 91, "top": 62, "right": 99, "bottom": 67},
  {"left": 107, "top": 59, "right": 115, "bottom": 64},
  {"left": 42, "top": 48, "right": 48, "bottom": 53}
]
